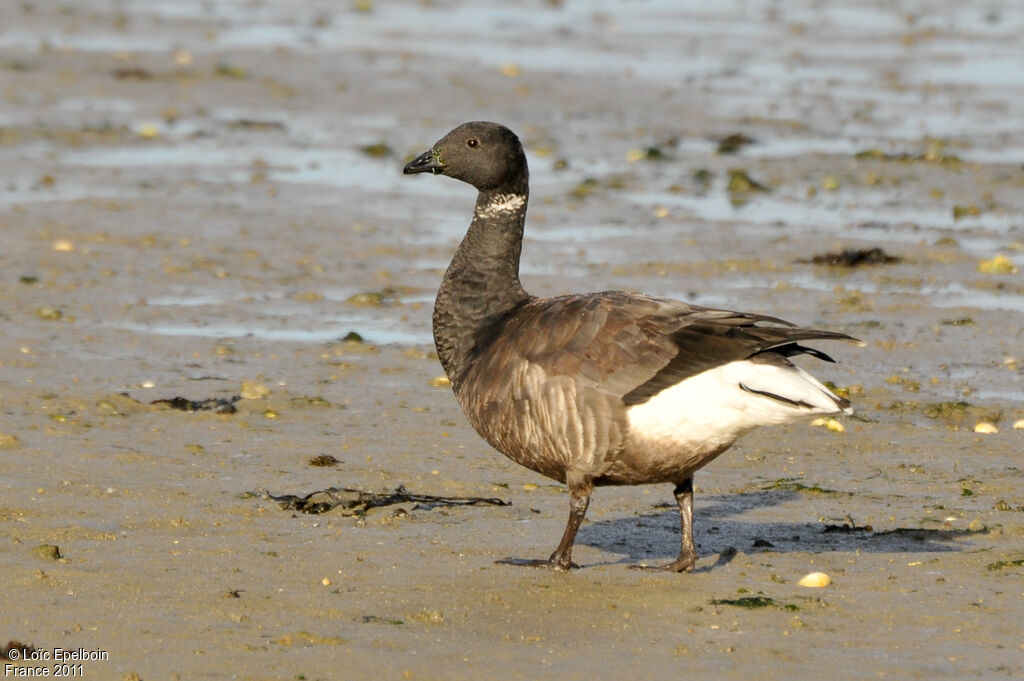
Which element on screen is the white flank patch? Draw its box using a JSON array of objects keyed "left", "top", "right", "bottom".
[
  {"left": 477, "top": 193, "right": 526, "bottom": 219},
  {"left": 626, "top": 360, "right": 847, "bottom": 454}
]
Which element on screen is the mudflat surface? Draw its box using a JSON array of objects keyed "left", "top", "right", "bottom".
[{"left": 2, "top": 1, "right": 1023, "bottom": 679}]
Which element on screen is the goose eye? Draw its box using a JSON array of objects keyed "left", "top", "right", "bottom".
[{"left": 466, "top": 138, "right": 479, "bottom": 148}]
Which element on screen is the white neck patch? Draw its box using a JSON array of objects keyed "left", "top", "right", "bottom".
[{"left": 477, "top": 193, "right": 526, "bottom": 220}]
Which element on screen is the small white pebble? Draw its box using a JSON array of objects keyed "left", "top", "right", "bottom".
[
  {"left": 1013, "top": 419, "right": 1024, "bottom": 430},
  {"left": 321, "top": 578, "right": 331, "bottom": 586},
  {"left": 140, "top": 380, "right": 155, "bottom": 388},
  {"left": 798, "top": 572, "right": 831, "bottom": 588},
  {"left": 974, "top": 422, "right": 998, "bottom": 434}
]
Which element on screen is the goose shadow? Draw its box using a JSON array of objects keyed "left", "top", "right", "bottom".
[{"left": 572, "top": 489, "right": 981, "bottom": 570}]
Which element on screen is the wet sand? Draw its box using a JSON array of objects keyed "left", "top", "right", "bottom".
[{"left": 2, "top": 1, "right": 1023, "bottom": 679}]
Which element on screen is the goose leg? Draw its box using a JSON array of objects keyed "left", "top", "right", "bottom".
[
  {"left": 634, "top": 477, "right": 697, "bottom": 572},
  {"left": 498, "top": 473, "right": 592, "bottom": 571},
  {"left": 545, "top": 485, "right": 590, "bottom": 570},
  {"left": 664, "top": 477, "right": 697, "bottom": 572}
]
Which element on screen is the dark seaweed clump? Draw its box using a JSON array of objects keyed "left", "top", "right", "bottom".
[
  {"left": 711, "top": 596, "right": 796, "bottom": 610},
  {"left": 822, "top": 521, "right": 874, "bottom": 533},
  {"left": 717, "top": 595, "right": 774, "bottom": 608},
  {"left": 151, "top": 395, "right": 241, "bottom": 414},
  {"left": 717, "top": 133, "right": 755, "bottom": 154},
  {"left": 801, "top": 248, "right": 902, "bottom": 267},
  {"left": 3, "top": 641, "right": 38, "bottom": 660},
  {"left": 267, "top": 485, "right": 510, "bottom": 515}
]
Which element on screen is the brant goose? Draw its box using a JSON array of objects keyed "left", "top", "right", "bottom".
[{"left": 404, "top": 121, "right": 858, "bottom": 571}]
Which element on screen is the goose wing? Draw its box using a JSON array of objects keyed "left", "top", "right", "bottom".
[{"left": 455, "top": 292, "right": 856, "bottom": 479}]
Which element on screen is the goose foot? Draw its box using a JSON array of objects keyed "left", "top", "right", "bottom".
[
  {"left": 629, "top": 556, "right": 696, "bottom": 573},
  {"left": 495, "top": 557, "right": 579, "bottom": 571}
]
